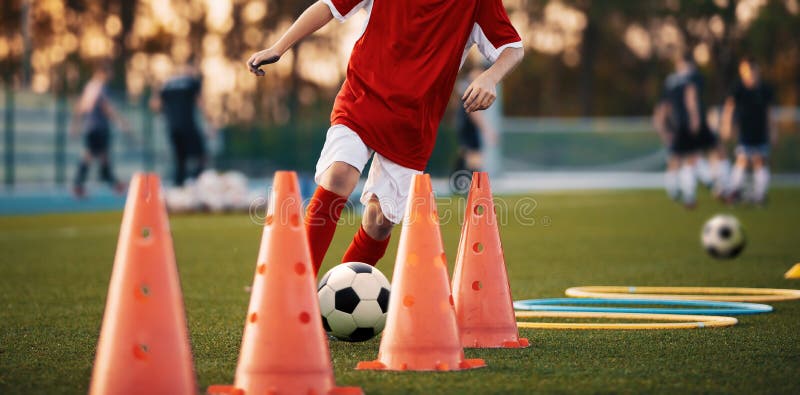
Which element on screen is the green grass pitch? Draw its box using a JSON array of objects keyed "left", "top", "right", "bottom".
[{"left": 1, "top": 188, "right": 799, "bottom": 394}]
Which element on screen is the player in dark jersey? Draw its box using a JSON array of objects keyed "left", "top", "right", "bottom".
[
  {"left": 151, "top": 60, "right": 212, "bottom": 186},
  {"left": 721, "top": 57, "right": 775, "bottom": 205},
  {"left": 70, "top": 63, "right": 130, "bottom": 198},
  {"left": 653, "top": 52, "right": 706, "bottom": 208},
  {"left": 452, "top": 64, "right": 497, "bottom": 181}
]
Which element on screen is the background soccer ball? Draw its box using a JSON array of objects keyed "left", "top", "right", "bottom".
[
  {"left": 701, "top": 214, "right": 746, "bottom": 259},
  {"left": 318, "top": 262, "right": 391, "bottom": 341}
]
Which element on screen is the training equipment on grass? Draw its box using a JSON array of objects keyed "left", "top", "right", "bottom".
[
  {"left": 318, "top": 262, "right": 391, "bottom": 342},
  {"left": 701, "top": 214, "right": 746, "bottom": 259},
  {"left": 208, "top": 171, "right": 361, "bottom": 395},
  {"left": 452, "top": 172, "right": 529, "bottom": 349},
  {"left": 357, "top": 174, "right": 486, "bottom": 372},
  {"left": 89, "top": 173, "right": 196, "bottom": 395},
  {"left": 785, "top": 263, "right": 800, "bottom": 279},
  {"left": 513, "top": 298, "right": 772, "bottom": 315},
  {"left": 565, "top": 286, "right": 800, "bottom": 302},
  {"left": 515, "top": 311, "right": 738, "bottom": 330}
]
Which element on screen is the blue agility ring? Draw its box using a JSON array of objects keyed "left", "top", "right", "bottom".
[{"left": 513, "top": 298, "right": 772, "bottom": 315}]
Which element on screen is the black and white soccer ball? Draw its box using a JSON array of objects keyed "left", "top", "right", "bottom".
[
  {"left": 317, "top": 262, "right": 390, "bottom": 342},
  {"left": 701, "top": 214, "right": 746, "bottom": 259}
]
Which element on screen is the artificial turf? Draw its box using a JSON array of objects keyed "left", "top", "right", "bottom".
[{"left": 1, "top": 188, "right": 799, "bottom": 394}]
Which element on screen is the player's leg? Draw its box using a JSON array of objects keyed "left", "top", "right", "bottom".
[
  {"left": 73, "top": 150, "right": 91, "bottom": 197},
  {"left": 665, "top": 155, "right": 681, "bottom": 201},
  {"left": 465, "top": 149, "right": 483, "bottom": 172},
  {"left": 695, "top": 155, "right": 713, "bottom": 188},
  {"left": 188, "top": 128, "right": 207, "bottom": 180},
  {"left": 98, "top": 151, "right": 125, "bottom": 193},
  {"left": 726, "top": 147, "right": 748, "bottom": 200},
  {"left": 751, "top": 151, "right": 770, "bottom": 205},
  {"left": 170, "top": 132, "right": 188, "bottom": 186},
  {"left": 343, "top": 153, "right": 421, "bottom": 266},
  {"left": 694, "top": 126, "right": 718, "bottom": 188},
  {"left": 307, "top": 162, "right": 359, "bottom": 274},
  {"left": 87, "top": 128, "right": 122, "bottom": 192},
  {"left": 306, "top": 125, "right": 371, "bottom": 275},
  {"left": 710, "top": 145, "right": 731, "bottom": 198},
  {"left": 341, "top": 195, "right": 393, "bottom": 265},
  {"left": 678, "top": 154, "right": 698, "bottom": 208}
]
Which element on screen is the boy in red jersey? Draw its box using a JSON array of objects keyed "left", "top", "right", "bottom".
[{"left": 248, "top": 0, "right": 523, "bottom": 274}]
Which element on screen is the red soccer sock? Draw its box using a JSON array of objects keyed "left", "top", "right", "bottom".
[
  {"left": 341, "top": 225, "right": 391, "bottom": 266},
  {"left": 305, "top": 186, "right": 348, "bottom": 275}
]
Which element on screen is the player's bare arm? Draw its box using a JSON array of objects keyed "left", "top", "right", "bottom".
[
  {"left": 247, "top": 1, "right": 334, "bottom": 76},
  {"left": 768, "top": 106, "right": 777, "bottom": 145},
  {"left": 462, "top": 47, "right": 524, "bottom": 113},
  {"left": 653, "top": 102, "right": 671, "bottom": 145},
  {"left": 685, "top": 83, "right": 701, "bottom": 134},
  {"left": 101, "top": 99, "right": 131, "bottom": 134},
  {"left": 720, "top": 97, "right": 735, "bottom": 141}
]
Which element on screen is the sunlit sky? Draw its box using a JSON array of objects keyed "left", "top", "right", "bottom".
[{"left": 2, "top": 0, "right": 797, "bottom": 122}]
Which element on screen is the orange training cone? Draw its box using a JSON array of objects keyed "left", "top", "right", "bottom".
[
  {"left": 357, "top": 174, "right": 485, "bottom": 371},
  {"left": 208, "top": 171, "right": 361, "bottom": 395},
  {"left": 785, "top": 263, "right": 800, "bottom": 279},
  {"left": 89, "top": 173, "right": 196, "bottom": 395},
  {"left": 452, "top": 172, "right": 529, "bottom": 348}
]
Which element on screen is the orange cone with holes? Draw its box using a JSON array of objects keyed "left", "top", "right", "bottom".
[
  {"left": 208, "top": 171, "right": 362, "bottom": 395},
  {"left": 452, "top": 172, "right": 529, "bottom": 348},
  {"left": 357, "top": 174, "right": 485, "bottom": 371},
  {"left": 89, "top": 173, "right": 196, "bottom": 395}
]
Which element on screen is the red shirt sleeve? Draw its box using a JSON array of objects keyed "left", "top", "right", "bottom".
[
  {"left": 322, "top": 0, "right": 370, "bottom": 21},
  {"left": 472, "top": 0, "right": 522, "bottom": 61}
]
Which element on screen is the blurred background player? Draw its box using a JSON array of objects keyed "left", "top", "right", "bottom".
[
  {"left": 151, "top": 59, "right": 212, "bottom": 186},
  {"left": 453, "top": 63, "right": 498, "bottom": 176},
  {"left": 653, "top": 51, "right": 708, "bottom": 208},
  {"left": 721, "top": 57, "right": 776, "bottom": 206},
  {"left": 69, "top": 63, "right": 130, "bottom": 198}
]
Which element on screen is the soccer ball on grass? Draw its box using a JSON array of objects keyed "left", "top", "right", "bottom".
[
  {"left": 317, "top": 262, "right": 390, "bottom": 341},
  {"left": 701, "top": 214, "right": 746, "bottom": 259}
]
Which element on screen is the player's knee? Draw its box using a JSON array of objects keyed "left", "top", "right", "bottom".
[
  {"left": 752, "top": 155, "right": 765, "bottom": 169},
  {"left": 735, "top": 155, "right": 748, "bottom": 168},
  {"left": 362, "top": 202, "right": 393, "bottom": 240},
  {"left": 667, "top": 157, "right": 680, "bottom": 170},
  {"left": 320, "top": 162, "right": 359, "bottom": 196}
]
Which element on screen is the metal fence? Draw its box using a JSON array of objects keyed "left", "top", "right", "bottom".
[
  {"left": 1, "top": 89, "right": 175, "bottom": 188},
  {"left": 3, "top": 87, "right": 799, "bottom": 188}
]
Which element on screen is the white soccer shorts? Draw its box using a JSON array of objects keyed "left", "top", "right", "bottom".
[{"left": 314, "top": 124, "right": 422, "bottom": 224}]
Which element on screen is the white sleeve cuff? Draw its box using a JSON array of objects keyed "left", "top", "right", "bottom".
[
  {"left": 321, "top": 0, "right": 369, "bottom": 23},
  {"left": 495, "top": 41, "right": 523, "bottom": 56},
  {"left": 471, "top": 24, "right": 523, "bottom": 63},
  {"left": 321, "top": 0, "right": 347, "bottom": 22}
]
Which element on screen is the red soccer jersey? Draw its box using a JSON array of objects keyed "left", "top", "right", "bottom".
[{"left": 323, "top": 0, "right": 522, "bottom": 171}]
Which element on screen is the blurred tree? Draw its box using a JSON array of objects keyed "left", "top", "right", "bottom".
[
  {"left": 10, "top": 0, "right": 800, "bottom": 119},
  {"left": 504, "top": 0, "right": 799, "bottom": 116}
]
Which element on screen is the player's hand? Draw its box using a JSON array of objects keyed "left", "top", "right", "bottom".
[
  {"left": 462, "top": 73, "right": 497, "bottom": 113},
  {"left": 247, "top": 48, "right": 281, "bottom": 77},
  {"left": 690, "top": 117, "right": 700, "bottom": 135}
]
